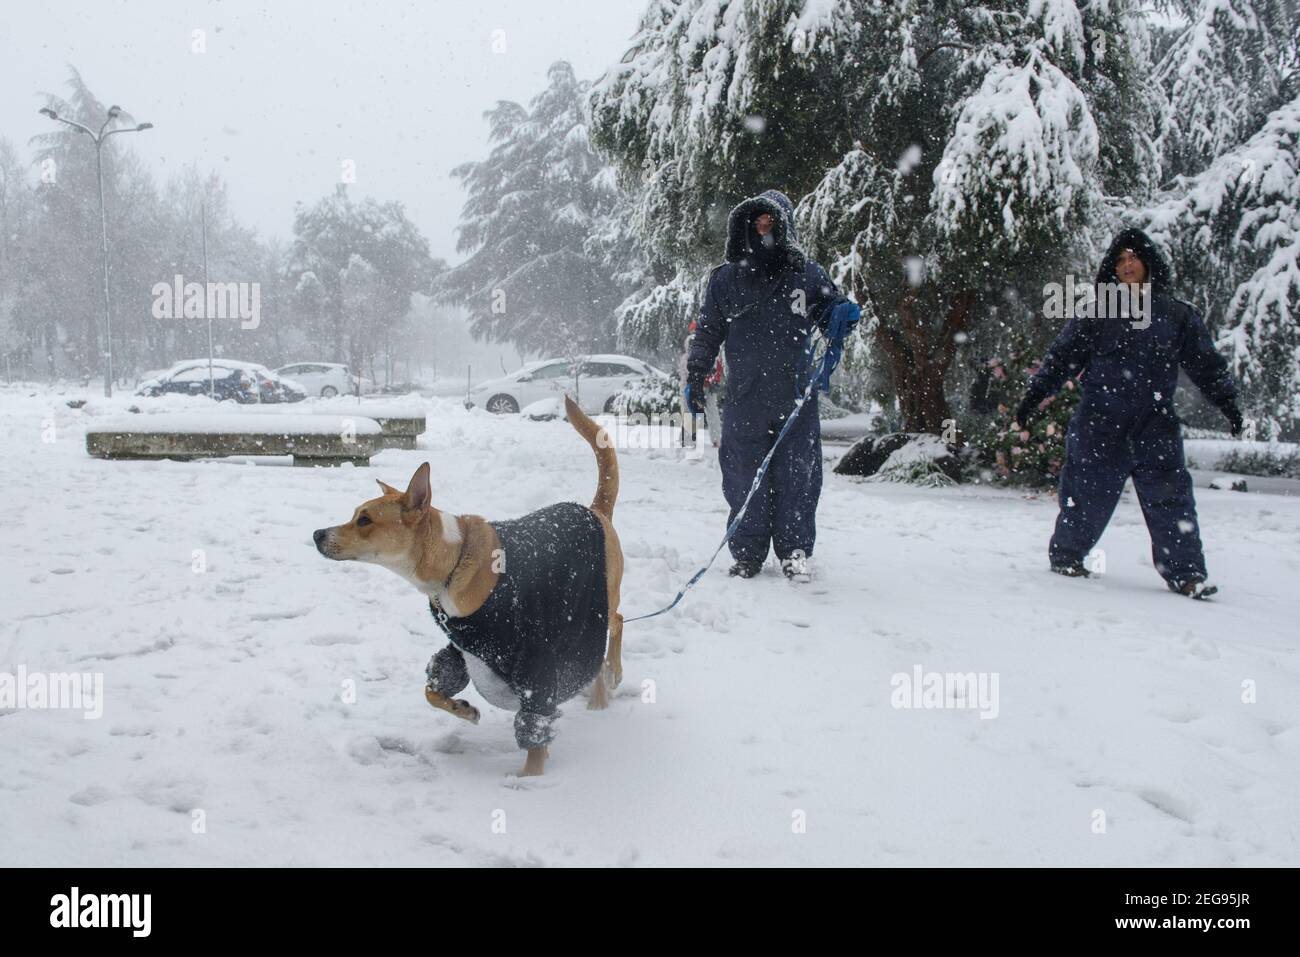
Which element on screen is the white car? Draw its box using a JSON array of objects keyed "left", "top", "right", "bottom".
[
  {"left": 275, "top": 362, "right": 361, "bottom": 398},
  {"left": 466, "top": 354, "right": 671, "bottom": 415}
]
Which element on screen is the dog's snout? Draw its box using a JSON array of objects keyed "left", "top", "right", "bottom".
[{"left": 313, "top": 528, "right": 327, "bottom": 546}]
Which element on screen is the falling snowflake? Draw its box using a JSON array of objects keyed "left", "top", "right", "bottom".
[{"left": 896, "top": 143, "right": 923, "bottom": 174}]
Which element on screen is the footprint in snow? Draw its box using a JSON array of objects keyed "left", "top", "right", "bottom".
[
  {"left": 69, "top": 785, "right": 115, "bottom": 806},
  {"left": 1136, "top": 788, "right": 1194, "bottom": 824},
  {"left": 1156, "top": 706, "right": 1203, "bottom": 724}
]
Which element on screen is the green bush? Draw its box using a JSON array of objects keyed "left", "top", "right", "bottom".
[
  {"left": 1214, "top": 448, "right": 1300, "bottom": 479},
  {"left": 967, "top": 337, "right": 1079, "bottom": 487}
]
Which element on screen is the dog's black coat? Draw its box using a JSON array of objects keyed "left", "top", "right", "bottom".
[{"left": 426, "top": 501, "right": 608, "bottom": 749}]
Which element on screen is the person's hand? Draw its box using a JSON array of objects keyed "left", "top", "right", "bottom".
[
  {"left": 827, "top": 301, "right": 861, "bottom": 341},
  {"left": 1222, "top": 402, "right": 1244, "bottom": 437},
  {"left": 1013, "top": 393, "right": 1041, "bottom": 429},
  {"left": 685, "top": 374, "right": 706, "bottom": 415}
]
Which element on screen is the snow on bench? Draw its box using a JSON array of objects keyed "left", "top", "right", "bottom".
[
  {"left": 125, "top": 397, "right": 428, "bottom": 450},
  {"left": 273, "top": 398, "right": 426, "bottom": 449},
  {"left": 85, "top": 413, "right": 385, "bottom": 466}
]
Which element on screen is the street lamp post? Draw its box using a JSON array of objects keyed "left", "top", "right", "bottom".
[{"left": 39, "top": 105, "right": 153, "bottom": 398}]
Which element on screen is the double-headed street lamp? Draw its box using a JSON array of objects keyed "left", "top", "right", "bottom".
[{"left": 39, "top": 105, "right": 153, "bottom": 397}]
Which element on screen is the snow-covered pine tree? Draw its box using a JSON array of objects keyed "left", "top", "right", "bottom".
[
  {"left": 438, "top": 61, "right": 621, "bottom": 356},
  {"left": 1141, "top": 95, "right": 1300, "bottom": 436},
  {"left": 798, "top": 0, "right": 1155, "bottom": 432},
  {"left": 1155, "top": 0, "right": 1296, "bottom": 180},
  {"left": 1130, "top": 0, "right": 1299, "bottom": 437},
  {"left": 589, "top": 0, "right": 860, "bottom": 357}
]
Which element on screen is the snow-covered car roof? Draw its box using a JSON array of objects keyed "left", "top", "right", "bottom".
[
  {"left": 470, "top": 354, "right": 664, "bottom": 392},
  {"left": 159, "top": 360, "right": 298, "bottom": 382},
  {"left": 517, "top": 354, "right": 656, "bottom": 371},
  {"left": 161, "top": 358, "right": 274, "bottom": 376}
]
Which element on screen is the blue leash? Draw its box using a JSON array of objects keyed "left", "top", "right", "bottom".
[{"left": 622, "top": 332, "right": 842, "bottom": 623}]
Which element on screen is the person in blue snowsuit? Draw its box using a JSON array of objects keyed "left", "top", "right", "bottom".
[
  {"left": 686, "top": 189, "right": 859, "bottom": 580},
  {"left": 1014, "top": 227, "right": 1243, "bottom": 599}
]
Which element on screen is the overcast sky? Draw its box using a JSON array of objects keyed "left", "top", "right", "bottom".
[{"left": 0, "top": 0, "right": 647, "bottom": 263}]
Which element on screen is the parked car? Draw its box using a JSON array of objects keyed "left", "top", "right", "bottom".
[
  {"left": 136, "top": 360, "right": 305, "bottom": 403},
  {"left": 273, "top": 374, "right": 307, "bottom": 403},
  {"left": 465, "top": 354, "right": 671, "bottom": 415},
  {"left": 274, "top": 362, "right": 362, "bottom": 398}
]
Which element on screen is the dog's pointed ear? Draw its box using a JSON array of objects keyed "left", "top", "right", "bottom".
[
  {"left": 403, "top": 462, "right": 431, "bottom": 512},
  {"left": 376, "top": 479, "right": 401, "bottom": 497}
]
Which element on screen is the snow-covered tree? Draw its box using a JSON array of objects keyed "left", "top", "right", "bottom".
[
  {"left": 815, "top": 0, "right": 1168, "bottom": 432},
  {"left": 594, "top": 0, "right": 1154, "bottom": 430},
  {"left": 4, "top": 67, "right": 447, "bottom": 383},
  {"left": 287, "top": 185, "right": 434, "bottom": 369},
  {"left": 1141, "top": 94, "right": 1300, "bottom": 435},
  {"left": 1129, "top": 0, "right": 1299, "bottom": 436},
  {"left": 590, "top": 0, "right": 860, "bottom": 356},
  {"left": 1155, "top": 0, "right": 1297, "bottom": 180},
  {"left": 438, "top": 61, "right": 620, "bottom": 356},
  {"left": 24, "top": 68, "right": 134, "bottom": 378},
  {"left": 0, "top": 138, "right": 34, "bottom": 378}
]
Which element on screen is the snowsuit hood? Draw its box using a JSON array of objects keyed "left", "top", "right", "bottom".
[
  {"left": 725, "top": 189, "right": 806, "bottom": 271},
  {"left": 1095, "top": 227, "right": 1171, "bottom": 291}
]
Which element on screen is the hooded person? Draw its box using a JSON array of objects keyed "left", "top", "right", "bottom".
[
  {"left": 686, "top": 189, "right": 859, "bottom": 581},
  {"left": 1014, "top": 226, "right": 1243, "bottom": 598}
]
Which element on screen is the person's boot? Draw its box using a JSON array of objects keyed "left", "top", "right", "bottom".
[
  {"left": 1051, "top": 561, "right": 1091, "bottom": 578},
  {"left": 780, "top": 553, "right": 812, "bottom": 583},
  {"left": 1168, "top": 576, "right": 1218, "bottom": 600},
  {"left": 728, "top": 560, "right": 763, "bottom": 579}
]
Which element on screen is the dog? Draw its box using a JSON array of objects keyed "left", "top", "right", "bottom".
[{"left": 313, "top": 396, "right": 623, "bottom": 776}]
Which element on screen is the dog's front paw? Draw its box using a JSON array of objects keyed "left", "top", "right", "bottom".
[
  {"left": 450, "top": 698, "right": 481, "bottom": 724},
  {"left": 425, "top": 687, "right": 481, "bottom": 724}
]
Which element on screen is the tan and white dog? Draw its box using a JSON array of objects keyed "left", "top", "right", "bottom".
[{"left": 313, "top": 396, "right": 623, "bottom": 776}]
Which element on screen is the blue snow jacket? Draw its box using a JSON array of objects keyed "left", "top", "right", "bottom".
[
  {"left": 1026, "top": 228, "right": 1238, "bottom": 423},
  {"left": 687, "top": 190, "right": 849, "bottom": 414}
]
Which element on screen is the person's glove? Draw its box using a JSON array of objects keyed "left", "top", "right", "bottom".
[
  {"left": 826, "top": 301, "right": 861, "bottom": 342},
  {"left": 1014, "top": 392, "right": 1043, "bottom": 428},
  {"left": 684, "top": 373, "right": 706, "bottom": 415},
  {"left": 1221, "top": 402, "right": 1244, "bottom": 437}
]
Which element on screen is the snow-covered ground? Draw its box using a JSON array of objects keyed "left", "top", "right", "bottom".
[{"left": 1, "top": 384, "right": 1297, "bottom": 866}]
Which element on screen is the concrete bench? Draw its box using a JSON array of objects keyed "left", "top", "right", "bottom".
[
  {"left": 238, "top": 399, "right": 427, "bottom": 450},
  {"left": 86, "top": 414, "right": 385, "bottom": 466}
]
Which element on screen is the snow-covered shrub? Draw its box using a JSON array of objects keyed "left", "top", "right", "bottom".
[
  {"left": 834, "top": 432, "right": 961, "bottom": 487},
  {"left": 608, "top": 372, "right": 678, "bottom": 416},
  {"left": 870, "top": 436, "right": 960, "bottom": 489},
  {"left": 1214, "top": 449, "right": 1300, "bottom": 480}
]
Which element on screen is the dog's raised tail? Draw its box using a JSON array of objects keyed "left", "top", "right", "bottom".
[{"left": 565, "top": 395, "right": 619, "bottom": 520}]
